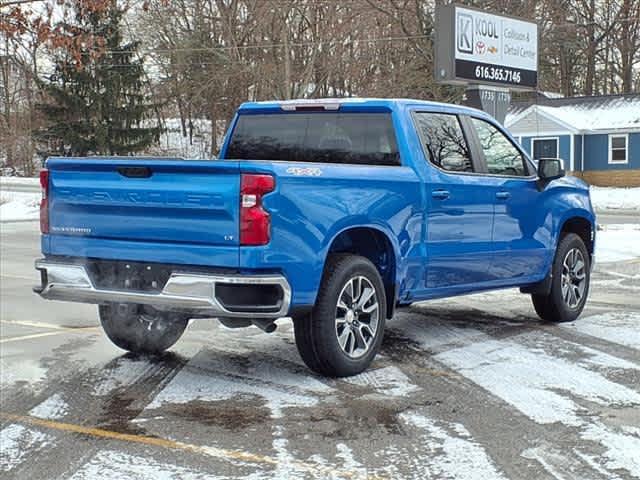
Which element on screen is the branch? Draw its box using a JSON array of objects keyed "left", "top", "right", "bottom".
[{"left": 0, "top": 0, "right": 46, "bottom": 7}]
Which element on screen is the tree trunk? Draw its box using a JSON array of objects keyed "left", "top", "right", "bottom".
[
  {"left": 283, "top": 22, "right": 292, "bottom": 100},
  {"left": 584, "top": 0, "right": 596, "bottom": 95},
  {"left": 210, "top": 103, "right": 217, "bottom": 158},
  {"left": 618, "top": 0, "right": 636, "bottom": 93}
]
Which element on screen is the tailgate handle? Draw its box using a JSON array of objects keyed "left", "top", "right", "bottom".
[{"left": 117, "top": 166, "right": 152, "bottom": 178}]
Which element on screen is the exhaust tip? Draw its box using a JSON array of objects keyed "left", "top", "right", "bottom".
[{"left": 252, "top": 319, "right": 277, "bottom": 333}]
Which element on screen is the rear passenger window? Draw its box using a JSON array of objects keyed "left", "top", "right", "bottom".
[
  {"left": 413, "top": 113, "right": 473, "bottom": 172},
  {"left": 470, "top": 118, "right": 527, "bottom": 176},
  {"left": 226, "top": 113, "right": 400, "bottom": 165}
]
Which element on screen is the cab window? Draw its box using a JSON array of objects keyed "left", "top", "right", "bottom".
[
  {"left": 470, "top": 118, "right": 527, "bottom": 176},
  {"left": 413, "top": 112, "right": 473, "bottom": 173}
]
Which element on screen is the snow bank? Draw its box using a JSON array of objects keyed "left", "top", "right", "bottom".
[
  {"left": 0, "top": 191, "right": 40, "bottom": 222},
  {"left": 596, "top": 224, "right": 640, "bottom": 262},
  {"left": 591, "top": 186, "right": 640, "bottom": 213},
  {"left": 0, "top": 176, "right": 39, "bottom": 187}
]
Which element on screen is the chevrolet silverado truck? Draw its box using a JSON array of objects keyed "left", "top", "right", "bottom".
[{"left": 34, "top": 98, "right": 596, "bottom": 377}]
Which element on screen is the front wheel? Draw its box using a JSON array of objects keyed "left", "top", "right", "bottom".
[
  {"left": 294, "top": 254, "right": 386, "bottom": 377},
  {"left": 532, "top": 233, "right": 590, "bottom": 323},
  {"left": 99, "top": 304, "right": 189, "bottom": 354}
]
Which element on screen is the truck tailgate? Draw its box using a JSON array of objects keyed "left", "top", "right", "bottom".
[{"left": 47, "top": 157, "right": 240, "bottom": 250}]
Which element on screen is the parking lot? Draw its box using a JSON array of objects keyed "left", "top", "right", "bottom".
[{"left": 1, "top": 220, "right": 639, "bottom": 479}]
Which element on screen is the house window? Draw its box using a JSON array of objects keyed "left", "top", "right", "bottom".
[
  {"left": 609, "top": 134, "right": 628, "bottom": 164},
  {"left": 532, "top": 137, "right": 559, "bottom": 160}
]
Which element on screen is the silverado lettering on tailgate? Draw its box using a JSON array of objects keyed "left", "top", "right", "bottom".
[{"left": 56, "top": 189, "right": 223, "bottom": 208}]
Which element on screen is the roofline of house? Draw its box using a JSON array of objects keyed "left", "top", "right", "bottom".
[
  {"left": 509, "top": 127, "right": 640, "bottom": 136},
  {"left": 511, "top": 91, "right": 640, "bottom": 108},
  {"left": 507, "top": 103, "right": 640, "bottom": 136},
  {"left": 505, "top": 105, "right": 580, "bottom": 133}
]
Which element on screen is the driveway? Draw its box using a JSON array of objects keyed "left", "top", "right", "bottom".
[{"left": 1, "top": 221, "right": 639, "bottom": 479}]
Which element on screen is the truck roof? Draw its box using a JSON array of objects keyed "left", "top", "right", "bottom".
[{"left": 238, "top": 97, "right": 488, "bottom": 118}]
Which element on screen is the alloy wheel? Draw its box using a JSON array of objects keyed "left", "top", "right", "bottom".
[
  {"left": 335, "top": 276, "right": 380, "bottom": 359},
  {"left": 561, "top": 248, "right": 587, "bottom": 309}
]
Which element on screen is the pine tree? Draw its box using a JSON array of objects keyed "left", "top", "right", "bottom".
[{"left": 37, "top": 1, "right": 160, "bottom": 156}]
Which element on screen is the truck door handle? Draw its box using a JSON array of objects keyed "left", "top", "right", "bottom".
[
  {"left": 496, "top": 191, "right": 511, "bottom": 200},
  {"left": 431, "top": 189, "right": 450, "bottom": 200}
]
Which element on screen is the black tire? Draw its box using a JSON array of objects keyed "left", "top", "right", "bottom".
[
  {"left": 294, "top": 254, "right": 387, "bottom": 377},
  {"left": 99, "top": 304, "right": 189, "bottom": 354},
  {"left": 532, "top": 233, "right": 590, "bottom": 323}
]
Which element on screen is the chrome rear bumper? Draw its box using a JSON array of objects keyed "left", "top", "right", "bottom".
[{"left": 34, "top": 259, "right": 291, "bottom": 319}]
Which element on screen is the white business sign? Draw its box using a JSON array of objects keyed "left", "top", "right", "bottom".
[{"left": 436, "top": 5, "right": 539, "bottom": 89}]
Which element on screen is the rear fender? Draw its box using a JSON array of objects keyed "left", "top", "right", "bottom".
[{"left": 321, "top": 220, "right": 403, "bottom": 313}]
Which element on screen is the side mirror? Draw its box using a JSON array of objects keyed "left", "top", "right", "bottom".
[{"left": 537, "top": 158, "right": 565, "bottom": 181}]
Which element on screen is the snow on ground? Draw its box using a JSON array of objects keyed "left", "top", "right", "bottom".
[
  {"left": 596, "top": 224, "right": 640, "bottom": 262},
  {"left": 0, "top": 356, "right": 48, "bottom": 388},
  {"left": 29, "top": 393, "right": 69, "bottom": 420},
  {"left": 0, "top": 190, "right": 40, "bottom": 222},
  {"left": 92, "top": 356, "right": 160, "bottom": 396},
  {"left": 343, "top": 365, "right": 420, "bottom": 397},
  {"left": 591, "top": 186, "right": 640, "bottom": 213},
  {"left": 384, "top": 413, "right": 508, "bottom": 480},
  {"left": 0, "top": 176, "right": 39, "bottom": 187},
  {"left": 146, "top": 118, "right": 228, "bottom": 159},
  {"left": 145, "top": 349, "right": 332, "bottom": 419},
  {"left": 581, "top": 423, "right": 640, "bottom": 476},
  {"left": 562, "top": 312, "right": 640, "bottom": 350},
  {"left": 435, "top": 334, "right": 640, "bottom": 427},
  {"left": 66, "top": 450, "right": 224, "bottom": 480},
  {"left": 149, "top": 118, "right": 214, "bottom": 159},
  {"left": 0, "top": 424, "right": 53, "bottom": 473},
  {"left": 389, "top": 311, "right": 492, "bottom": 351},
  {"left": 434, "top": 319, "right": 640, "bottom": 478}
]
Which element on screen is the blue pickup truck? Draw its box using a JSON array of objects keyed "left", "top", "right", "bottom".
[{"left": 34, "top": 98, "right": 595, "bottom": 377}]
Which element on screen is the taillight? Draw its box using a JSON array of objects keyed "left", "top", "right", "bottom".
[
  {"left": 39, "top": 168, "right": 49, "bottom": 234},
  {"left": 240, "top": 173, "right": 275, "bottom": 246}
]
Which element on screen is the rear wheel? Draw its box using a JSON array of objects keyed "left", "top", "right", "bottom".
[
  {"left": 99, "top": 304, "right": 188, "bottom": 354},
  {"left": 532, "top": 233, "right": 590, "bottom": 323},
  {"left": 294, "top": 254, "right": 386, "bottom": 377}
]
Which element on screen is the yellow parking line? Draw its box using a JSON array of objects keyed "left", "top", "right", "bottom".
[
  {"left": 1, "top": 319, "right": 98, "bottom": 332},
  {"left": 0, "top": 331, "right": 73, "bottom": 344},
  {"left": 0, "top": 412, "right": 380, "bottom": 479},
  {"left": 0, "top": 322, "right": 100, "bottom": 344},
  {"left": 0, "top": 273, "right": 36, "bottom": 281}
]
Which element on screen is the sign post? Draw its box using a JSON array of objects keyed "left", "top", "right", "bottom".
[
  {"left": 435, "top": 4, "right": 538, "bottom": 122},
  {"left": 464, "top": 85, "right": 511, "bottom": 124}
]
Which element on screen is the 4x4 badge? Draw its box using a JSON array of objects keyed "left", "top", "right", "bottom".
[{"left": 286, "top": 167, "right": 323, "bottom": 177}]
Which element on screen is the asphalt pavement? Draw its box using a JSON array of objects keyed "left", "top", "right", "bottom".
[{"left": 1, "top": 220, "right": 639, "bottom": 479}]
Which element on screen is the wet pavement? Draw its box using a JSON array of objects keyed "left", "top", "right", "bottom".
[{"left": 1, "top": 221, "right": 639, "bottom": 479}]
